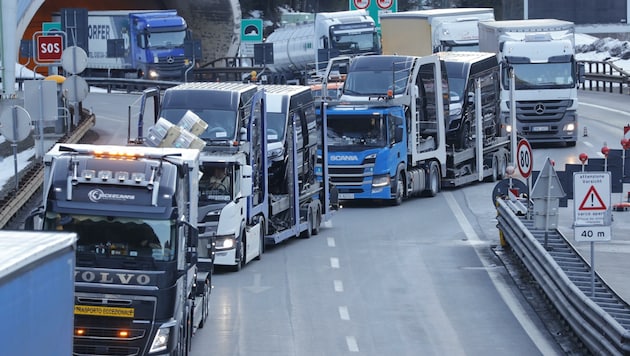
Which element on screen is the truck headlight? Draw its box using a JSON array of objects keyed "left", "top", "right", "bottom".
[
  {"left": 148, "top": 70, "right": 159, "bottom": 79},
  {"left": 372, "top": 174, "right": 390, "bottom": 188},
  {"left": 149, "top": 327, "right": 170, "bottom": 353},
  {"left": 268, "top": 148, "right": 284, "bottom": 161},
  {"left": 505, "top": 125, "right": 513, "bottom": 133},
  {"left": 215, "top": 234, "right": 236, "bottom": 250},
  {"left": 564, "top": 123, "right": 576, "bottom": 132}
]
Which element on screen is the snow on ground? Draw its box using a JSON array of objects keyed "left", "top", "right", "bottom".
[{"left": 576, "top": 33, "right": 630, "bottom": 72}]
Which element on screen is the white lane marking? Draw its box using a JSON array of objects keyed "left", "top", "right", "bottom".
[
  {"left": 346, "top": 336, "right": 359, "bottom": 352},
  {"left": 327, "top": 237, "right": 336, "bottom": 247},
  {"left": 583, "top": 141, "right": 593, "bottom": 148},
  {"left": 580, "top": 101, "right": 630, "bottom": 117},
  {"left": 339, "top": 306, "right": 350, "bottom": 320},
  {"left": 444, "top": 191, "right": 560, "bottom": 355},
  {"left": 334, "top": 280, "right": 344, "bottom": 292},
  {"left": 330, "top": 257, "right": 340, "bottom": 269}
]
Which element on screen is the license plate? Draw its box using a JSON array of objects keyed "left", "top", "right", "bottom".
[
  {"left": 74, "top": 305, "right": 135, "bottom": 318},
  {"left": 338, "top": 193, "right": 355, "bottom": 200},
  {"left": 532, "top": 126, "right": 549, "bottom": 132}
]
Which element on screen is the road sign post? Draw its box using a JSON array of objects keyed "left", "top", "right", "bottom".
[
  {"left": 573, "top": 171, "right": 612, "bottom": 296},
  {"left": 517, "top": 138, "right": 533, "bottom": 218}
]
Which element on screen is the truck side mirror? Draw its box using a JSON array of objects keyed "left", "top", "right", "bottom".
[
  {"left": 24, "top": 206, "right": 44, "bottom": 230},
  {"left": 178, "top": 220, "right": 198, "bottom": 264},
  {"left": 241, "top": 165, "right": 253, "bottom": 197},
  {"left": 394, "top": 127, "right": 403, "bottom": 143},
  {"left": 467, "top": 92, "right": 475, "bottom": 105}
]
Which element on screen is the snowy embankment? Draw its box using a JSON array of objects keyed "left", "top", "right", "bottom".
[{"left": 575, "top": 33, "right": 630, "bottom": 72}]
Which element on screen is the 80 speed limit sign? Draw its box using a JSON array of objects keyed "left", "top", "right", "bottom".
[{"left": 517, "top": 139, "right": 533, "bottom": 178}]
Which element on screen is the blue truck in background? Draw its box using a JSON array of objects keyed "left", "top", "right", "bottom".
[
  {"left": 56, "top": 10, "right": 195, "bottom": 80},
  {"left": 0, "top": 231, "right": 76, "bottom": 355},
  {"left": 322, "top": 54, "right": 510, "bottom": 205}
]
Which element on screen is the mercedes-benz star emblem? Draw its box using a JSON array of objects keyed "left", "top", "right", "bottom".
[
  {"left": 534, "top": 103, "right": 545, "bottom": 115},
  {"left": 167, "top": 56, "right": 175, "bottom": 64}
]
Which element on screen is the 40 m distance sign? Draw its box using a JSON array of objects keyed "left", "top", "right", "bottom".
[{"left": 575, "top": 225, "right": 611, "bottom": 242}]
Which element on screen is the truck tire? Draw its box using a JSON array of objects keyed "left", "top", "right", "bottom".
[
  {"left": 231, "top": 236, "right": 244, "bottom": 272},
  {"left": 391, "top": 172, "right": 404, "bottom": 206},
  {"left": 424, "top": 162, "right": 440, "bottom": 197},
  {"left": 487, "top": 156, "right": 500, "bottom": 182},
  {"left": 300, "top": 208, "right": 313, "bottom": 238},
  {"left": 312, "top": 207, "right": 321, "bottom": 236},
  {"left": 255, "top": 220, "right": 264, "bottom": 260},
  {"left": 198, "top": 281, "right": 210, "bottom": 329}
]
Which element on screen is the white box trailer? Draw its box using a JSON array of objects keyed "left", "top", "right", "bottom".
[{"left": 380, "top": 8, "right": 495, "bottom": 56}]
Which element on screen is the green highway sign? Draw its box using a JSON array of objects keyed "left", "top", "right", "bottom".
[
  {"left": 42, "top": 22, "right": 62, "bottom": 34},
  {"left": 241, "top": 19, "right": 263, "bottom": 43}
]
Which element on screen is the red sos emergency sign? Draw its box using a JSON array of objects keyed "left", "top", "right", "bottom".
[{"left": 37, "top": 35, "right": 63, "bottom": 62}]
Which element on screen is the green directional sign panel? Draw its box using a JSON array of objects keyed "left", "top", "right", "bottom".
[
  {"left": 241, "top": 19, "right": 263, "bottom": 43},
  {"left": 42, "top": 22, "right": 62, "bottom": 34}
]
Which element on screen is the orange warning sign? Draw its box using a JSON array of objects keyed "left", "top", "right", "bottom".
[{"left": 578, "top": 185, "right": 607, "bottom": 211}]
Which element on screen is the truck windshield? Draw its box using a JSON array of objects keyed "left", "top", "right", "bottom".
[
  {"left": 330, "top": 30, "right": 380, "bottom": 54},
  {"left": 344, "top": 69, "right": 408, "bottom": 96},
  {"left": 44, "top": 213, "right": 176, "bottom": 263},
  {"left": 446, "top": 77, "right": 466, "bottom": 103},
  {"left": 147, "top": 30, "right": 187, "bottom": 49},
  {"left": 506, "top": 62, "right": 575, "bottom": 90},
  {"left": 161, "top": 108, "right": 237, "bottom": 142},
  {"left": 327, "top": 114, "right": 386, "bottom": 147},
  {"left": 199, "top": 165, "right": 234, "bottom": 202},
  {"left": 445, "top": 44, "right": 479, "bottom": 52},
  {"left": 267, "top": 112, "right": 286, "bottom": 143}
]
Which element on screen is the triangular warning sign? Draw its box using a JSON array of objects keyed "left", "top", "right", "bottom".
[{"left": 578, "top": 185, "right": 607, "bottom": 211}]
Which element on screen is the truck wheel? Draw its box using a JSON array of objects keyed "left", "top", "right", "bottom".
[
  {"left": 487, "top": 157, "right": 500, "bottom": 182},
  {"left": 312, "top": 207, "right": 321, "bottom": 236},
  {"left": 391, "top": 172, "right": 404, "bottom": 206},
  {"left": 255, "top": 221, "right": 264, "bottom": 260},
  {"left": 300, "top": 208, "right": 313, "bottom": 238},
  {"left": 231, "top": 237, "right": 244, "bottom": 272},
  {"left": 198, "top": 282, "right": 210, "bottom": 329},
  {"left": 424, "top": 162, "right": 440, "bottom": 197},
  {"left": 499, "top": 155, "right": 507, "bottom": 180}
]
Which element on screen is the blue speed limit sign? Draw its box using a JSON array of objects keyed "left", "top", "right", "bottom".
[{"left": 517, "top": 139, "right": 533, "bottom": 178}]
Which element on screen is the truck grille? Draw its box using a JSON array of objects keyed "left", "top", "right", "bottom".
[
  {"left": 74, "top": 343, "right": 140, "bottom": 356},
  {"left": 329, "top": 165, "right": 372, "bottom": 185},
  {"left": 73, "top": 295, "right": 156, "bottom": 356},
  {"left": 516, "top": 100, "right": 572, "bottom": 123},
  {"left": 155, "top": 57, "right": 186, "bottom": 71}
]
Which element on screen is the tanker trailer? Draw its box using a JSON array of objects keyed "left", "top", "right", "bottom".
[{"left": 264, "top": 10, "right": 380, "bottom": 85}]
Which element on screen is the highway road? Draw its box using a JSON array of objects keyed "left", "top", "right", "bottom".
[{"left": 80, "top": 89, "right": 629, "bottom": 355}]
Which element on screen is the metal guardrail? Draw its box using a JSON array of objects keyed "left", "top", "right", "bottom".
[
  {"left": 82, "top": 77, "right": 181, "bottom": 94},
  {"left": 579, "top": 59, "right": 630, "bottom": 94},
  {"left": 0, "top": 111, "right": 95, "bottom": 229},
  {"left": 496, "top": 198, "right": 630, "bottom": 355}
]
